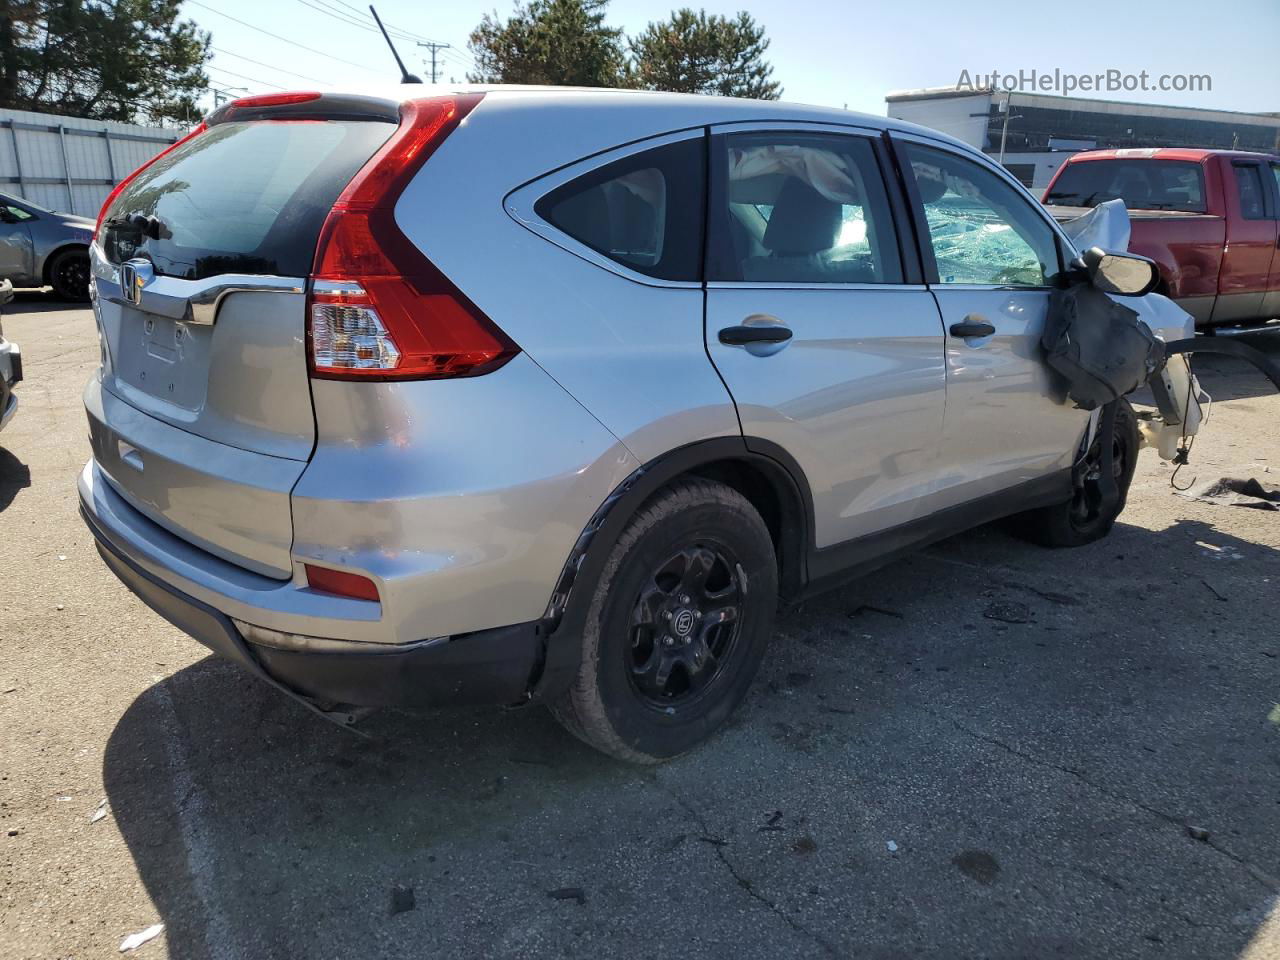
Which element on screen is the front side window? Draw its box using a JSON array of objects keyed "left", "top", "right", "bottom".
[
  {"left": 0, "top": 204, "right": 34, "bottom": 223},
  {"left": 905, "top": 142, "right": 1060, "bottom": 287},
  {"left": 1044, "top": 159, "right": 1206, "bottom": 213},
  {"left": 707, "top": 132, "right": 902, "bottom": 284},
  {"left": 536, "top": 137, "right": 704, "bottom": 282},
  {"left": 1233, "top": 163, "right": 1268, "bottom": 219}
]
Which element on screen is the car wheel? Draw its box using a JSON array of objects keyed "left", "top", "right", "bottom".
[
  {"left": 47, "top": 249, "right": 90, "bottom": 302},
  {"left": 1011, "top": 398, "right": 1140, "bottom": 548},
  {"left": 548, "top": 478, "right": 778, "bottom": 763}
]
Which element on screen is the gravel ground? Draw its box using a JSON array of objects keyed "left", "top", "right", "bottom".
[{"left": 1, "top": 295, "right": 1277, "bottom": 960}]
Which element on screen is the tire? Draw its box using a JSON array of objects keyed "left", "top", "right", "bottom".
[
  {"left": 47, "top": 248, "right": 90, "bottom": 302},
  {"left": 548, "top": 478, "right": 778, "bottom": 763},
  {"left": 1011, "top": 398, "right": 1140, "bottom": 548}
]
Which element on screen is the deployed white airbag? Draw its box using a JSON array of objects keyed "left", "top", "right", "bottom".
[{"left": 1059, "top": 198, "right": 1131, "bottom": 253}]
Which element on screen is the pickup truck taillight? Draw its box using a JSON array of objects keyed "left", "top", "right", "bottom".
[{"left": 307, "top": 94, "right": 518, "bottom": 381}]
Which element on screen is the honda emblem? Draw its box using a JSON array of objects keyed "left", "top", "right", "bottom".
[{"left": 119, "top": 258, "right": 151, "bottom": 306}]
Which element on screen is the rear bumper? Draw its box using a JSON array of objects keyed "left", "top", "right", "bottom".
[{"left": 81, "top": 464, "right": 543, "bottom": 709}]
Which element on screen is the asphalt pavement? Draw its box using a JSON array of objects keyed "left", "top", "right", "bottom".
[{"left": 1, "top": 295, "right": 1277, "bottom": 959}]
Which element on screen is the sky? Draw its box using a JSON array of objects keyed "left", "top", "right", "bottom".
[{"left": 185, "top": 0, "right": 1280, "bottom": 120}]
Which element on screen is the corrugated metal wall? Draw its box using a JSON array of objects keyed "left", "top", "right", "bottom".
[{"left": 0, "top": 108, "right": 184, "bottom": 217}]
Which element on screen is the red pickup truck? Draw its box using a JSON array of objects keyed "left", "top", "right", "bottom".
[{"left": 1043, "top": 148, "right": 1280, "bottom": 328}]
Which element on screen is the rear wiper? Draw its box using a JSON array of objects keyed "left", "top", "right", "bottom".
[{"left": 104, "top": 213, "right": 170, "bottom": 240}]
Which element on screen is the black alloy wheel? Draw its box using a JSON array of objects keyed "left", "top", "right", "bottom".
[{"left": 627, "top": 543, "right": 744, "bottom": 706}]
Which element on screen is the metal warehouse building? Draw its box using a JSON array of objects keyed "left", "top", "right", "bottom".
[
  {"left": 0, "top": 107, "right": 183, "bottom": 218},
  {"left": 885, "top": 87, "right": 1280, "bottom": 192}
]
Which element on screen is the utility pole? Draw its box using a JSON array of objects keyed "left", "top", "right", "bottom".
[
  {"left": 418, "top": 41, "right": 451, "bottom": 83},
  {"left": 998, "top": 92, "right": 1011, "bottom": 165}
]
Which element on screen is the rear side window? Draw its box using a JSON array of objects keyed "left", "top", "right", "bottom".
[
  {"left": 1232, "top": 163, "right": 1268, "bottom": 219},
  {"left": 707, "top": 132, "right": 903, "bottom": 284},
  {"left": 535, "top": 137, "right": 705, "bottom": 282},
  {"left": 1044, "top": 159, "right": 1206, "bottom": 213},
  {"left": 102, "top": 120, "right": 394, "bottom": 281}
]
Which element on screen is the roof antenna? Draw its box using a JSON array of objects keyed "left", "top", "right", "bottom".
[{"left": 369, "top": 4, "right": 422, "bottom": 83}]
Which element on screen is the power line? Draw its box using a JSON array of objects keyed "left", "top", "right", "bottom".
[
  {"left": 211, "top": 46, "right": 334, "bottom": 86},
  {"left": 187, "top": 0, "right": 384, "bottom": 76},
  {"left": 329, "top": 0, "right": 446, "bottom": 45},
  {"left": 206, "top": 64, "right": 287, "bottom": 91}
]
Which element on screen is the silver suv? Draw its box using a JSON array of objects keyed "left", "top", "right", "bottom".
[{"left": 79, "top": 88, "right": 1192, "bottom": 762}]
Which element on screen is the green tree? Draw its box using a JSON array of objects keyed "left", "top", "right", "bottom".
[
  {"left": 468, "top": 0, "right": 629, "bottom": 88},
  {"left": 0, "top": 0, "right": 210, "bottom": 125},
  {"left": 630, "top": 9, "right": 780, "bottom": 99}
]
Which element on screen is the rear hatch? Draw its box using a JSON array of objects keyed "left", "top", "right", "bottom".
[{"left": 88, "top": 98, "right": 397, "bottom": 577}]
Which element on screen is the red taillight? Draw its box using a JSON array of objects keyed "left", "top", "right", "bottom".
[
  {"left": 304, "top": 564, "right": 380, "bottom": 602},
  {"left": 307, "top": 94, "right": 518, "bottom": 381},
  {"left": 96, "top": 122, "right": 206, "bottom": 239}
]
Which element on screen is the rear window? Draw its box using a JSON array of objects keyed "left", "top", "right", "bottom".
[
  {"left": 102, "top": 120, "right": 394, "bottom": 281},
  {"left": 1045, "top": 159, "right": 1206, "bottom": 213}
]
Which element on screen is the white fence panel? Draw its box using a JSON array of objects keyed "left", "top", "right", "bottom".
[{"left": 0, "top": 107, "right": 184, "bottom": 217}]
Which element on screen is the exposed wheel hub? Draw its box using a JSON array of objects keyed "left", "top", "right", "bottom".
[{"left": 627, "top": 544, "right": 743, "bottom": 704}]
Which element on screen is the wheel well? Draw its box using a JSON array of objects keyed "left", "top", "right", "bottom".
[
  {"left": 42, "top": 244, "right": 88, "bottom": 285},
  {"left": 686, "top": 457, "right": 808, "bottom": 599}
]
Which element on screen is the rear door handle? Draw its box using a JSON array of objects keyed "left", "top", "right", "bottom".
[
  {"left": 718, "top": 324, "right": 793, "bottom": 346},
  {"left": 949, "top": 317, "right": 996, "bottom": 338}
]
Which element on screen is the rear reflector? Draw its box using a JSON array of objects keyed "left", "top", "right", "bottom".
[
  {"left": 96, "top": 123, "right": 206, "bottom": 239},
  {"left": 307, "top": 94, "right": 519, "bottom": 381},
  {"left": 304, "top": 564, "right": 380, "bottom": 602}
]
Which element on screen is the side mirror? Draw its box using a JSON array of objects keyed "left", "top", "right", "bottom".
[{"left": 1079, "top": 245, "right": 1159, "bottom": 297}]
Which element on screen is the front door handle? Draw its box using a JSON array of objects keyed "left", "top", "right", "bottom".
[
  {"left": 718, "top": 324, "right": 793, "bottom": 346},
  {"left": 949, "top": 317, "right": 996, "bottom": 338}
]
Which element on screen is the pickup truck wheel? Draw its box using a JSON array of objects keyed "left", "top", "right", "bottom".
[
  {"left": 47, "top": 249, "right": 90, "bottom": 302},
  {"left": 1011, "top": 398, "right": 1139, "bottom": 548},
  {"left": 548, "top": 478, "right": 777, "bottom": 763}
]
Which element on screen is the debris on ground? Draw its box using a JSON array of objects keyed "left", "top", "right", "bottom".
[
  {"left": 390, "top": 885, "right": 415, "bottom": 914},
  {"left": 89, "top": 799, "right": 108, "bottom": 824},
  {"left": 886, "top": 840, "right": 899, "bottom": 852},
  {"left": 6, "top": 828, "right": 18, "bottom": 837},
  {"left": 850, "top": 605, "right": 904, "bottom": 620},
  {"left": 793, "top": 836, "right": 818, "bottom": 854},
  {"left": 983, "top": 601, "right": 1033, "bottom": 624},
  {"left": 1186, "top": 826, "right": 1210, "bottom": 842},
  {"left": 548, "top": 887, "right": 586, "bottom": 905},
  {"left": 1178, "top": 476, "right": 1280, "bottom": 511},
  {"left": 119, "top": 923, "right": 164, "bottom": 952},
  {"left": 952, "top": 850, "right": 1001, "bottom": 885},
  {"left": 1268, "top": 704, "right": 1280, "bottom": 727},
  {"left": 1201, "top": 579, "right": 1228, "bottom": 602}
]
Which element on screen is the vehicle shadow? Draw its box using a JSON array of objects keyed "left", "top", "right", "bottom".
[
  {"left": 1187, "top": 331, "right": 1280, "bottom": 402},
  {"left": 5, "top": 289, "right": 84, "bottom": 315},
  {"left": 0, "top": 445, "right": 31, "bottom": 511},
  {"left": 102, "top": 516, "right": 1280, "bottom": 959}
]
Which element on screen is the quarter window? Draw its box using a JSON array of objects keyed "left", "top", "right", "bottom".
[
  {"left": 1233, "top": 163, "right": 1268, "bottom": 220},
  {"left": 905, "top": 143, "right": 1060, "bottom": 287},
  {"left": 536, "top": 137, "right": 705, "bottom": 282},
  {"left": 707, "top": 132, "right": 903, "bottom": 284}
]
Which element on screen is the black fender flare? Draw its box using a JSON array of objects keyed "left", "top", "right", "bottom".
[{"left": 526, "top": 435, "right": 815, "bottom": 702}]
